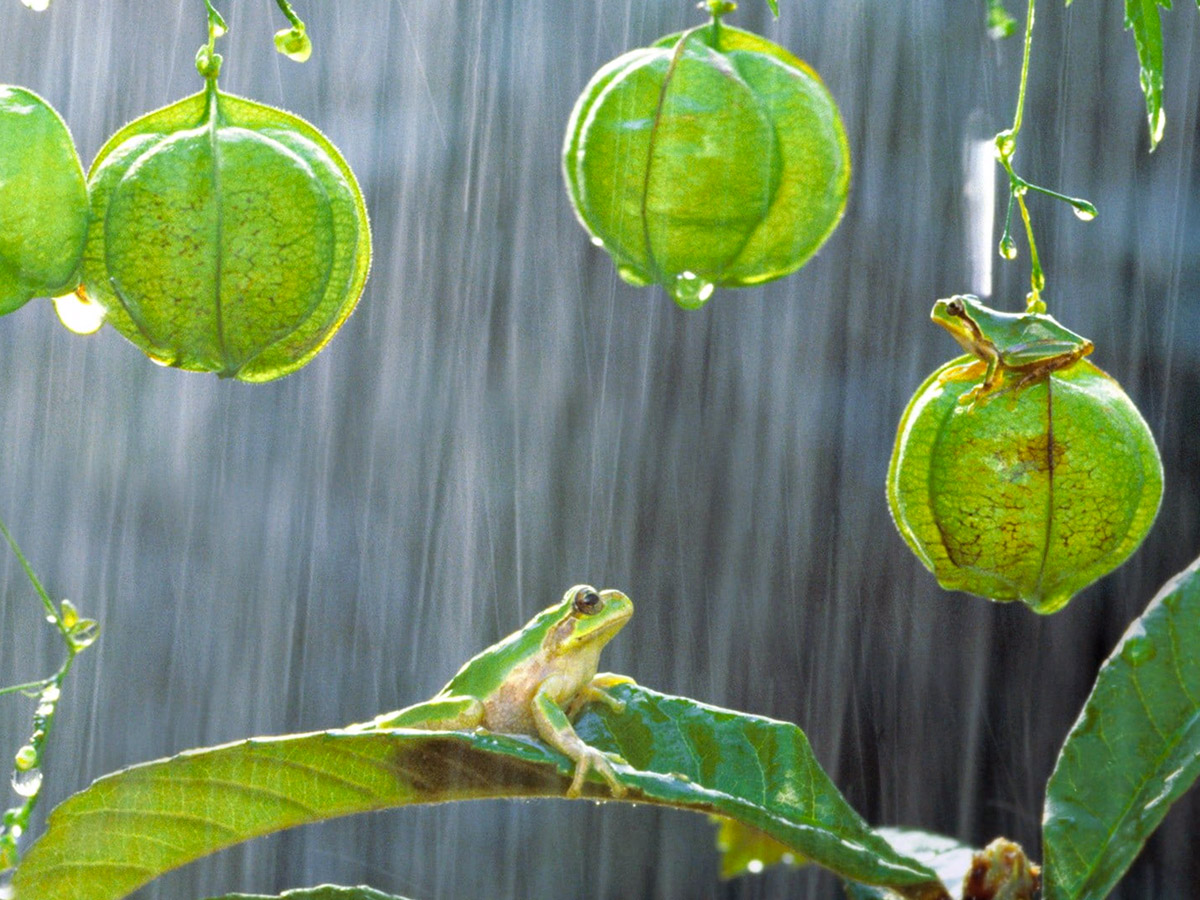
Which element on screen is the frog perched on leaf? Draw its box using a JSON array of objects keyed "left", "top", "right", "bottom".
[
  {"left": 932, "top": 294, "right": 1093, "bottom": 405},
  {"left": 353, "top": 585, "right": 634, "bottom": 797}
]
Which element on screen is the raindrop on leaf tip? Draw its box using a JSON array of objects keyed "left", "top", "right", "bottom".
[{"left": 20, "top": 0, "right": 50, "bottom": 10}]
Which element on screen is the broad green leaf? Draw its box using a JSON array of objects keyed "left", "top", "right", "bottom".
[
  {"left": 14, "top": 685, "right": 942, "bottom": 900},
  {"left": 842, "top": 829, "right": 975, "bottom": 900},
  {"left": 1123, "top": 0, "right": 1170, "bottom": 150},
  {"left": 1043, "top": 555, "right": 1200, "bottom": 900},
  {"left": 205, "top": 887, "right": 411, "bottom": 900}
]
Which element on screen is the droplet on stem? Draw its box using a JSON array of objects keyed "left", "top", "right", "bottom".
[
  {"left": 10, "top": 769, "right": 42, "bottom": 799},
  {"left": 1071, "top": 200, "right": 1098, "bottom": 222},
  {"left": 999, "top": 236, "right": 1018, "bottom": 260},
  {"left": 20, "top": 0, "right": 51, "bottom": 11}
]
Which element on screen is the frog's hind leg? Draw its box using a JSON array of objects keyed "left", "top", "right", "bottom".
[{"left": 349, "top": 696, "right": 485, "bottom": 732}]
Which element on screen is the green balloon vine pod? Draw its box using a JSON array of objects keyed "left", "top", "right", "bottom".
[
  {"left": 562, "top": 3, "right": 850, "bottom": 309},
  {"left": 81, "top": 19, "right": 370, "bottom": 382},
  {"left": 887, "top": 296, "right": 1162, "bottom": 614},
  {"left": 0, "top": 86, "right": 89, "bottom": 316}
]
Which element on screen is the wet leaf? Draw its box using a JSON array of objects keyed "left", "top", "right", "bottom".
[
  {"left": 1043, "top": 555, "right": 1200, "bottom": 899},
  {"left": 0, "top": 85, "right": 88, "bottom": 315},
  {"left": 13, "top": 685, "right": 941, "bottom": 900},
  {"left": 1123, "top": 0, "right": 1169, "bottom": 150},
  {"left": 205, "top": 886, "right": 412, "bottom": 900},
  {"left": 842, "top": 829, "right": 973, "bottom": 899}
]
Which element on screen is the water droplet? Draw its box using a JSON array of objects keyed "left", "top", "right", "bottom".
[
  {"left": 210, "top": 20, "right": 228, "bottom": 37},
  {"left": 999, "top": 236, "right": 1018, "bottom": 260},
  {"left": 10, "top": 768, "right": 42, "bottom": 799},
  {"left": 12, "top": 747, "right": 36, "bottom": 774},
  {"left": 59, "top": 599, "right": 78, "bottom": 628},
  {"left": 1151, "top": 107, "right": 1166, "bottom": 145},
  {"left": 747, "top": 859, "right": 764, "bottom": 874},
  {"left": 616, "top": 265, "right": 651, "bottom": 288},
  {"left": 148, "top": 354, "right": 172, "bottom": 368},
  {"left": 993, "top": 129, "right": 1016, "bottom": 160},
  {"left": 52, "top": 289, "right": 105, "bottom": 334},
  {"left": 1121, "top": 634, "right": 1156, "bottom": 667},
  {"left": 69, "top": 619, "right": 99, "bottom": 650},
  {"left": 39, "top": 685, "right": 60, "bottom": 705},
  {"left": 274, "top": 27, "right": 312, "bottom": 63},
  {"left": 589, "top": 235, "right": 605, "bottom": 248},
  {"left": 1072, "top": 201, "right": 1097, "bottom": 222},
  {"left": 20, "top": 0, "right": 50, "bottom": 10},
  {"left": 670, "top": 271, "right": 714, "bottom": 310}
]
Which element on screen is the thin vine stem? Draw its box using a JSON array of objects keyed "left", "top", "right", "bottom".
[
  {"left": 0, "top": 515, "right": 98, "bottom": 875},
  {"left": 993, "top": 0, "right": 1096, "bottom": 314}
]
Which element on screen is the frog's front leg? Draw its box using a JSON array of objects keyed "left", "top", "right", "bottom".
[
  {"left": 566, "top": 672, "right": 636, "bottom": 718},
  {"left": 348, "top": 695, "right": 486, "bottom": 732},
  {"left": 532, "top": 678, "right": 626, "bottom": 798}
]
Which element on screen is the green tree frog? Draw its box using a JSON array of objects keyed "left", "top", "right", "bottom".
[
  {"left": 931, "top": 294, "right": 1093, "bottom": 404},
  {"left": 354, "top": 584, "right": 634, "bottom": 798}
]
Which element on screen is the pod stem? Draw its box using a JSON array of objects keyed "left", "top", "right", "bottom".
[
  {"left": 992, "top": 0, "right": 1095, "bottom": 314},
  {"left": 196, "top": 0, "right": 226, "bottom": 81},
  {"left": 0, "top": 515, "right": 98, "bottom": 875}
]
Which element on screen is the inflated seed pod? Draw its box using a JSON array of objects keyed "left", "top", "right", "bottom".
[
  {"left": 83, "top": 79, "right": 370, "bottom": 382},
  {"left": 0, "top": 85, "right": 88, "bottom": 316},
  {"left": 563, "top": 21, "right": 849, "bottom": 309},
  {"left": 888, "top": 357, "right": 1162, "bottom": 614}
]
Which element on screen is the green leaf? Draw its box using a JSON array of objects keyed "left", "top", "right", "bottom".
[
  {"left": 842, "top": 829, "right": 975, "bottom": 899},
  {"left": 13, "top": 685, "right": 942, "bottom": 900},
  {"left": 1123, "top": 0, "right": 1170, "bottom": 149},
  {"left": 1043, "top": 555, "right": 1200, "bottom": 900},
  {"left": 985, "top": 0, "right": 1018, "bottom": 39},
  {"left": 204, "top": 887, "right": 412, "bottom": 900}
]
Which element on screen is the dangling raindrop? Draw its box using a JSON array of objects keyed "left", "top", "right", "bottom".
[
  {"left": 746, "top": 859, "right": 764, "bottom": 874},
  {"left": 589, "top": 236, "right": 604, "bottom": 248},
  {"left": 10, "top": 768, "right": 42, "bottom": 799},
  {"left": 52, "top": 290, "right": 105, "bottom": 335},
  {"left": 19, "top": 0, "right": 50, "bottom": 11},
  {"left": 670, "top": 271, "right": 714, "bottom": 310},
  {"left": 998, "top": 236, "right": 1018, "bottom": 260},
  {"left": 1071, "top": 201, "right": 1098, "bottom": 222},
  {"left": 68, "top": 619, "right": 100, "bottom": 650},
  {"left": 1150, "top": 107, "right": 1166, "bottom": 146}
]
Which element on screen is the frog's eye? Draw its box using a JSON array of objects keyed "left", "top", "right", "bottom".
[
  {"left": 572, "top": 586, "right": 603, "bottom": 615},
  {"left": 946, "top": 298, "right": 966, "bottom": 316}
]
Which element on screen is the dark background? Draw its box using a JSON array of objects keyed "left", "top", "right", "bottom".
[{"left": 1, "top": 1, "right": 1197, "bottom": 897}]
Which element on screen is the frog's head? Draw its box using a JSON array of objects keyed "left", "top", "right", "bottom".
[
  {"left": 544, "top": 584, "right": 633, "bottom": 656},
  {"left": 931, "top": 294, "right": 987, "bottom": 353}
]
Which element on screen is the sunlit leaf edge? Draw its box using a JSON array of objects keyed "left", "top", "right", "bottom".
[
  {"left": 14, "top": 685, "right": 941, "bottom": 900},
  {"left": 203, "top": 886, "right": 411, "bottom": 900},
  {"left": 1043, "top": 554, "right": 1200, "bottom": 900}
]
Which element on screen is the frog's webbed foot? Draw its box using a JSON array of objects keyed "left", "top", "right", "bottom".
[{"left": 567, "top": 746, "right": 627, "bottom": 799}]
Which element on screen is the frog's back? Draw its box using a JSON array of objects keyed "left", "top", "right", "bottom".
[{"left": 437, "top": 603, "right": 563, "bottom": 699}]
